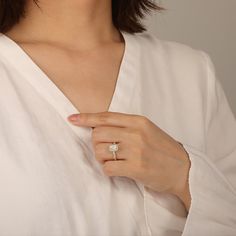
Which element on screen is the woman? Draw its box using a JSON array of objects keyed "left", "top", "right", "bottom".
[{"left": 0, "top": 0, "right": 235, "bottom": 235}]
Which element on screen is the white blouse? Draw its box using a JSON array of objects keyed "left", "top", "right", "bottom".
[{"left": 0, "top": 31, "right": 235, "bottom": 236}]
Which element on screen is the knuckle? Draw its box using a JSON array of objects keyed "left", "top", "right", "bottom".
[
  {"left": 132, "top": 130, "right": 145, "bottom": 146},
  {"left": 131, "top": 114, "right": 141, "bottom": 121},
  {"left": 124, "top": 128, "right": 137, "bottom": 140},
  {"left": 138, "top": 115, "right": 150, "bottom": 127}
]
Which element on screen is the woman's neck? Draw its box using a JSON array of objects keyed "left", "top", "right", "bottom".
[{"left": 5, "top": 0, "right": 121, "bottom": 50}]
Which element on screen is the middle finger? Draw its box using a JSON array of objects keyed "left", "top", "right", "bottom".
[{"left": 91, "top": 126, "right": 129, "bottom": 144}]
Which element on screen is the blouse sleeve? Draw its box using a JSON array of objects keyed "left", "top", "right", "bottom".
[{"left": 181, "top": 52, "right": 236, "bottom": 235}]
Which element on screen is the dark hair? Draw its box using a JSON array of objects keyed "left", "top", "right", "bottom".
[{"left": 0, "top": 0, "right": 165, "bottom": 34}]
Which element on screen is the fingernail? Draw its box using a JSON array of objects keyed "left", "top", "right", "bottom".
[{"left": 68, "top": 114, "right": 79, "bottom": 122}]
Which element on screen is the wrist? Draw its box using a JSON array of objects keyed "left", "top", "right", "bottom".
[
  {"left": 173, "top": 143, "right": 192, "bottom": 211},
  {"left": 176, "top": 179, "right": 191, "bottom": 212}
]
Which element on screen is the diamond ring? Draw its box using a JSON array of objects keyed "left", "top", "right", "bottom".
[{"left": 108, "top": 142, "right": 119, "bottom": 161}]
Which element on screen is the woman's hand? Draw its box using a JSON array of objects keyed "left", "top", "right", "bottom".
[{"left": 68, "top": 112, "right": 191, "bottom": 211}]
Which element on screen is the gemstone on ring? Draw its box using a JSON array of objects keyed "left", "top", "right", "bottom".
[{"left": 109, "top": 142, "right": 119, "bottom": 152}]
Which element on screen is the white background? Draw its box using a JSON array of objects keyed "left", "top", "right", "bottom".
[{"left": 145, "top": 0, "right": 236, "bottom": 116}]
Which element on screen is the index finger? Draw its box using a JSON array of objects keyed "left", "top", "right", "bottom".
[{"left": 68, "top": 111, "right": 140, "bottom": 128}]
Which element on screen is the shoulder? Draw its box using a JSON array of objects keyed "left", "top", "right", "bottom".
[
  {"left": 133, "top": 31, "right": 208, "bottom": 69},
  {"left": 131, "top": 31, "right": 213, "bottom": 88},
  {"left": 129, "top": 32, "right": 218, "bottom": 112},
  {"left": 133, "top": 31, "right": 203, "bottom": 58}
]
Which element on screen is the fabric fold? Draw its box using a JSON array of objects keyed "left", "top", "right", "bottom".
[{"left": 181, "top": 144, "right": 236, "bottom": 235}]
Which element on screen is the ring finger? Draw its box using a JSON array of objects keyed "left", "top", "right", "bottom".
[{"left": 94, "top": 142, "right": 128, "bottom": 164}]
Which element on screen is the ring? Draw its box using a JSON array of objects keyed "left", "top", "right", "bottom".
[{"left": 108, "top": 142, "right": 119, "bottom": 161}]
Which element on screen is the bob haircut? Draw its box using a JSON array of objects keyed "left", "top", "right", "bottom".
[{"left": 0, "top": 0, "right": 164, "bottom": 33}]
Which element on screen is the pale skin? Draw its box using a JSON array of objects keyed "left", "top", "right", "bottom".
[
  {"left": 5, "top": 0, "right": 191, "bottom": 212},
  {"left": 68, "top": 112, "right": 192, "bottom": 212}
]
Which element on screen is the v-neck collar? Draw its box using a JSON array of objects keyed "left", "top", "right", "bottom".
[{"left": 0, "top": 30, "right": 140, "bottom": 139}]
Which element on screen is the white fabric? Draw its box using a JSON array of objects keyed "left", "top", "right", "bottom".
[{"left": 0, "top": 31, "right": 235, "bottom": 236}]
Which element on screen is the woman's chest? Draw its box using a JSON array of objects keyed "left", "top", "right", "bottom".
[
  {"left": 18, "top": 42, "right": 125, "bottom": 113},
  {"left": 0, "top": 64, "right": 194, "bottom": 235}
]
